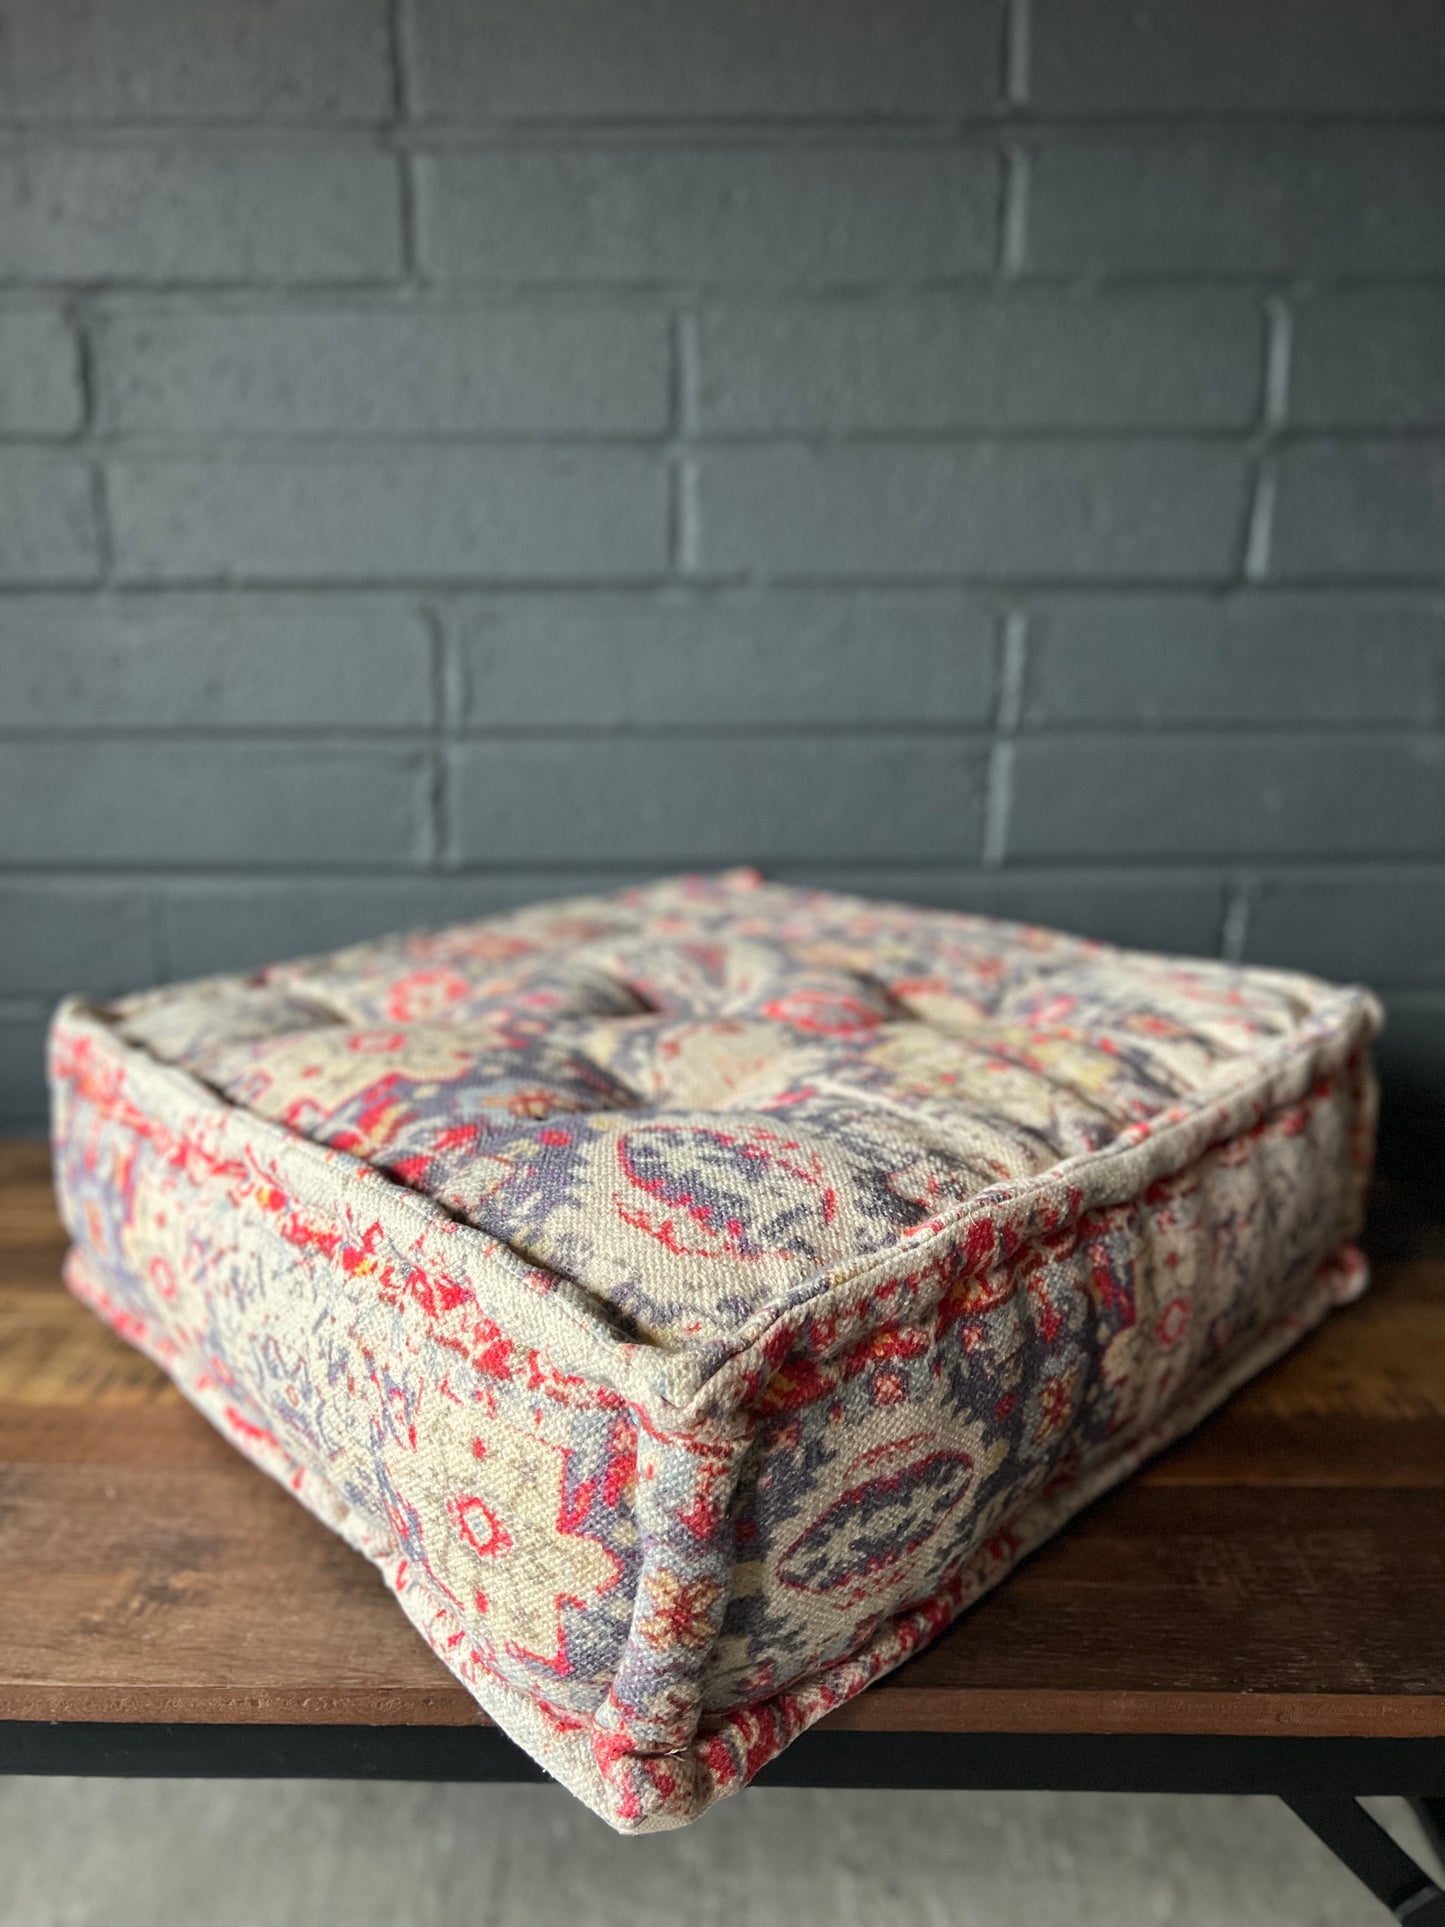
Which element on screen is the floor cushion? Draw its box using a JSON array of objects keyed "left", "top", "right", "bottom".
[{"left": 47, "top": 869, "right": 1381, "bottom": 1831}]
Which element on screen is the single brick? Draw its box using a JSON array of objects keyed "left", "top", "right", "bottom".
[
  {"left": 0, "top": 599, "right": 435, "bottom": 728},
  {"left": 96, "top": 306, "right": 671, "bottom": 436},
  {"left": 694, "top": 442, "right": 1248, "bottom": 580},
  {"left": 0, "top": 0, "right": 391, "bottom": 122},
  {"left": 408, "top": 0, "right": 1004, "bottom": 120},
  {"left": 160, "top": 872, "right": 649, "bottom": 978},
  {"left": 1030, "top": 0, "right": 1445, "bottom": 114},
  {"left": 108, "top": 450, "right": 669, "bottom": 582},
  {"left": 0, "top": 307, "right": 81, "bottom": 434},
  {"left": 0, "top": 884, "right": 156, "bottom": 995},
  {"left": 0, "top": 457, "right": 99, "bottom": 584},
  {"left": 417, "top": 147, "right": 997, "bottom": 285},
  {"left": 1270, "top": 442, "right": 1445, "bottom": 581},
  {"left": 1247, "top": 872, "right": 1445, "bottom": 986},
  {"left": 695, "top": 292, "right": 1263, "bottom": 433},
  {"left": 454, "top": 591, "right": 998, "bottom": 727},
  {"left": 1291, "top": 293, "right": 1445, "bottom": 430},
  {"left": 0, "top": 743, "right": 433, "bottom": 866},
  {"left": 1021, "top": 594, "right": 1445, "bottom": 726},
  {"left": 449, "top": 736, "right": 991, "bottom": 864},
  {"left": 1007, "top": 734, "right": 1445, "bottom": 860},
  {"left": 0, "top": 143, "right": 401, "bottom": 284},
  {"left": 0, "top": 1007, "right": 49, "bottom": 1127},
  {"left": 1025, "top": 132, "right": 1445, "bottom": 277}
]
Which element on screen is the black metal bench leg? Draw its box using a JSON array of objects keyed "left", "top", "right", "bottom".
[
  {"left": 1411, "top": 1800, "right": 1445, "bottom": 1875},
  {"left": 1283, "top": 1796, "right": 1445, "bottom": 1923}
]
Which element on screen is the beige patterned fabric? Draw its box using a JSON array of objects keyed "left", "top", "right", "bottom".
[{"left": 48, "top": 871, "right": 1380, "bottom": 1828}]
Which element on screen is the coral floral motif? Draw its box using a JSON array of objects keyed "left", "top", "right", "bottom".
[
  {"left": 385, "top": 969, "right": 472, "bottom": 1023},
  {"left": 450, "top": 1492, "right": 512, "bottom": 1561},
  {"left": 637, "top": 1569, "right": 724, "bottom": 1654},
  {"left": 1155, "top": 1295, "right": 1192, "bottom": 1346},
  {"left": 1030, "top": 1362, "right": 1081, "bottom": 1445},
  {"left": 760, "top": 986, "right": 886, "bottom": 1035}
]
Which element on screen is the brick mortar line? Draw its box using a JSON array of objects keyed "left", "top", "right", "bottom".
[
  {"left": 1262, "top": 294, "right": 1294, "bottom": 428},
  {"left": 8, "top": 572, "right": 1445, "bottom": 595},
  {"left": 10, "top": 279, "right": 1445, "bottom": 314},
  {"left": 43, "top": 427, "right": 1329, "bottom": 446},
  {"left": 7, "top": 430, "right": 1442, "bottom": 460},
  {"left": 386, "top": 0, "right": 413, "bottom": 122},
  {"left": 67, "top": 296, "right": 98, "bottom": 436},
  {"left": 1241, "top": 295, "right": 1294, "bottom": 583},
  {"left": 0, "top": 581, "right": 1440, "bottom": 607},
  {"left": 13, "top": 861, "right": 1445, "bottom": 883},
  {"left": 0, "top": 724, "right": 1011, "bottom": 746},
  {"left": 4, "top": 116, "right": 1445, "bottom": 143},
  {"left": 1241, "top": 468, "right": 1277, "bottom": 581},
  {"left": 426, "top": 604, "right": 452, "bottom": 869},
  {"left": 383, "top": 0, "right": 419, "bottom": 278},
  {"left": 997, "top": 143, "right": 1030, "bottom": 276},
  {"left": 981, "top": 610, "right": 1028, "bottom": 867},
  {"left": 8, "top": 868, "right": 1445, "bottom": 906},
  {"left": 1, "top": 580, "right": 1439, "bottom": 603},
  {"left": 7, "top": 861, "right": 1445, "bottom": 888},
  {"left": 1220, "top": 882, "right": 1253, "bottom": 961},
  {"left": 10, "top": 860, "right": 1445, "bottom": 884},
  {"left": 67, "top": 301, "right": 115, "bottom": 578},
  {"left": 668, "top": 311, "right": 701, "bottom": 573},
  {"left": 11, "top": 272, "right": 1445, "bottom": 300},
  {"left": 4, "top": 722, "right": 1442, "bottom": 744}
]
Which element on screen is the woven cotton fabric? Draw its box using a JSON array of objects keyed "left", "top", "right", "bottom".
[{"left": 48, "top": 870, "right": 1381, "bottom": 1829}]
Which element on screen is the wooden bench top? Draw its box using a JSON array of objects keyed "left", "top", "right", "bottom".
[{"left": 3, "top": 1140, "right": 1443, "bottom": 1742}]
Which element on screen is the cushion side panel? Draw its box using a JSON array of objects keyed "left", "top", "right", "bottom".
[
  {"left": 691, "top": 1239, "right": 1363, "bottom": 1814},
  {"left": 47, "top": 1007, "right": 733, "bottom": 1830},
  {"left": 689, "top": 1048, "right": 1375, "bottom": 1810}
]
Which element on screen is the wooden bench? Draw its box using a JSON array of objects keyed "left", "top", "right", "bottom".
[{"left": 3, "top": 1140, "right": 1442, "bottom": 1919}]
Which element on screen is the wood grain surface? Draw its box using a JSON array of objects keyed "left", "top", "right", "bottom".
[{"left": 3, "top": 1141, "right": 1442, "bottom": 1737}]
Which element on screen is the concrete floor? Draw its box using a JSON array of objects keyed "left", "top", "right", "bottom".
[{"left": 0, "top": 1783, "right": 1439, "bottom": 1926}]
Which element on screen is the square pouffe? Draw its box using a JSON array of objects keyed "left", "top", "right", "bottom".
[{"left": 48, "top": 870, "right": 1381, "bottom": 1830}]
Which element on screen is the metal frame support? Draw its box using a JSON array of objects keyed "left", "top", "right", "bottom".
[
  {"left": 1284, "top": 1796, "right": 1445, "bottom": 1924},
  {"left": 1412, "top": 1802, "right": 1445, "bottom": 1877},
  {"left": 4, "top": 1726, "right": 1444, "bottom": 1920}
]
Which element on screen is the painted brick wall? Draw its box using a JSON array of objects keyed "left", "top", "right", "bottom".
[{"left": 2, "top": 0, "right": 1444, "bottom": 1133}]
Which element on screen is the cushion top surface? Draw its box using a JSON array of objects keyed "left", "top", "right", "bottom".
[{"left": 112, "top": 868, "right": 1333, "bottom": 1350}]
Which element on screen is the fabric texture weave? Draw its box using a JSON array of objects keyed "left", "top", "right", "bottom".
[{"left": 48, "top": 870, "right": 1380, "bottom": 1829}]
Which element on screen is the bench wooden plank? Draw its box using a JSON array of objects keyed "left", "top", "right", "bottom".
[{"left": 3, "top": 1144, "right": 1442, "bottom": 1739}]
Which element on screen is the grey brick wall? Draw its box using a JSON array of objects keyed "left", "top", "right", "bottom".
[{"left": 2, "top": 0, "right": 1444, "bottom": 1134}]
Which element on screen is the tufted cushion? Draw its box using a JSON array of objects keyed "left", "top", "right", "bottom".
[{"left": 48, "top": 870, "right": 1381, "bottom": 1830}]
